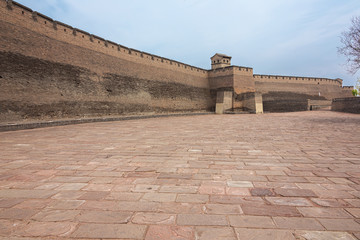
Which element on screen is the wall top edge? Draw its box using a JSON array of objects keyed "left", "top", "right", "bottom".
[
  {"left": 7, "top": 0, "right": 207, "bottom": 72},
  {"left": 254, "top": 74, "right": 340, "bottom": 82}
]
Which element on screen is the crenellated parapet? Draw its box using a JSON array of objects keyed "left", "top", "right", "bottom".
[
  {"left": 254, "top": 74, "right": 342, "bottom": 86},
  {"left": 1, "top": 0, "right": 207, "bottom": 76}
]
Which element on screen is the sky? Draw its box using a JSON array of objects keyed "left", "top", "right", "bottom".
[{"left": 16, "top": 0, "right": 360, "bottom": 86}]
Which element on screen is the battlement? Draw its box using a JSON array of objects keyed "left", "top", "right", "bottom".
[
  {"left": 254, "top": 74, "right": 342, "bottom": 86},
  {"left": 342, "top": 86, "right": 354, "bottom": 89},
  {"left": 1, "top": 0, "right": 207, "bottom": 75}
]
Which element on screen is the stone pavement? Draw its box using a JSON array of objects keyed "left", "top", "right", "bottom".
[{"left": 0, "top": 111, "right": 359, "bottom": 240}]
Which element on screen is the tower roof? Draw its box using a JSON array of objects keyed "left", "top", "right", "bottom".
[{"left": 211, "top": 53, "right": 232, "bottom": 59}]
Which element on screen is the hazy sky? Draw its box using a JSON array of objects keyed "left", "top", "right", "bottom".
[{"left": 16, "top": 0, "right": 360, "bottom": 86}]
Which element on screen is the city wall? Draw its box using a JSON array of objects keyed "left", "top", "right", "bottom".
[
  {"left": 0, "top": 0, "right": 354, "bottom": 122},
  {"left": 254, "top": 75, "right": 353, "bottom": 112},
  {"left": 0, "top": 0, "right": 212, "bottom": 122}
]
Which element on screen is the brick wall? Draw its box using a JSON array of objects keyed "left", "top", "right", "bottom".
[
  {"left": 0, "top": 0, "right": 212, "bottom": 121},
  {"left": 254, "top": 75, "right": 353, "bottom": 112},
  {"left": 332, "top": 98, "right": 360, "bottom": 114}
]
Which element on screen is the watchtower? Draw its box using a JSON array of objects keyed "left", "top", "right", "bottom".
[{"left": 211, "top": 53, "right": 231, "bottom": 70}]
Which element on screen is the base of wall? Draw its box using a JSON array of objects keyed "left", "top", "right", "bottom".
[
  {"left": 0, "top": 112, "right": 214, "bottom": 132},
  {"left": 332, "top": 97, "right": 360, "bottom": 114}
]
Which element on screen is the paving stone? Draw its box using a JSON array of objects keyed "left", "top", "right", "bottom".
[
  {"left": 47, "top": 200, "right": 85, "bottom": 210},
  {"left": 177, "top": 214, "right": 228, "bottom": 226},
  {"left": 226, "top": 187, "right": 250, "bottom": 196},
  {"left": 82, "top": 184, "right": 113, "bottom": 191},
  {"left": 227, "top": 181, "right": 253, "bottom": 188},
  {"left": 229, "top": 215, "right": 275, "bottom": 228},
  {"left": 0, "top": 208, "right": 38, "bottom": 220},
  {"left": 0, "top": 219, "right": 24, "bottom": 236},
  {"left": 250, "top": 188, "right": 275, "bottom": 196},
  {"left": 195, "top": 227, "right": 237, "bottom": 240},
  {"left": 265, "top": 197, "right": 313, "bottom": 206},
  {"left": 78, "top": 191, "right": 109, "bottom": 200},
  {"left": 32, "top": 209, "right": 80, "bottom": 222},
  {"left": 241, "top": 204, "right": 301, "bottom": 217},
  {"left": 22, "top": 221, "right": 77, "bottom": 237},
  {"left": 0, "top": 199, "right": 24, "bottom": 208},
  {"left": 297, "top": 207, "right": 353, "bottom": 218},
  {"left": 318, "top": 218, "right": 360, "bottom": 231},
  {"left": 117, "top": 201, "right": 160, "bottom": 212},
  {"left": 296, "top": 183, "right": 327, "bottom": 191},
  {"left": 353, "top": 232, "right": 360, "bottom": 240},
  {"left": 55, "top": 183, "right": 87, "bottom": 191},
  {"left": 0, "top": 189, "right": 57, "bottom": 199},
  {"left": 72, "top": 223, "right": 147, "bottom": 239},
  {"left": 160, "top": 185, "right": 198, "bottom": 193},
  {"left": 145, "top": 225, "right": 194, "bottom": 240},
  {"left": 158, "top": 173, "right": 192, "bottom": 179},
  {"left": 210, "top": 195, "right": 266, "bottom": 205},
  {"left": 50, "top": 191, "right": 83, "bottom": 200},
  {"left": 345, "top": 199, "right": 360, "bottom": 207},
  {"left": 105, "top": 192, "right": 143, "bottom": 201},
  {"left": 255, "top": 170, "right": 286, "bottom": 176},
  {"left": 274, "top": 188, "right": 317, "bottom": 197},
  {"left": 50, "top": 176, "right": 93, "bottom": 183},
  {"left": 142, "top": 192, "right": 177, "bottom": 202},
  {"left": 295, "top": 230, "right": 357, "bottom": 240},
  {"left": 313, "top": 189, "right": 355, "bottom": 199},
  {"left": 176, "top": 194, "right": 209, "bottom": 203},
  {"left": 234, "top": 228, "right": 295, "bottom": 240},
  {"left": 132, "top": 212, "right": 175, "bottom": 224},
  {"left": 198, "top": 185, "right": 225, "bottom": 195},
  {"left": 157, "top": 202, "right": 203, "bottom": 214},
  {"left": 272, "top": 217, "right": 324, "bottom": 230},
  {"left": 204, "top": 204, "right": 243, "bottom": 214},
  {"left": 310, "top": 198, "right": 350, "bottom": 207},
  {"left": 34, "top": 183, "right": 62, "bottom": 190},
  {"left": 346, "top": 208, "right": 360, "bottom": 218},
  {"left": 232, "top": 175, "right": 268, "bottom": 182},
  {"left": 76, "top": 210, "right": 132, "bottom": 223}
]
